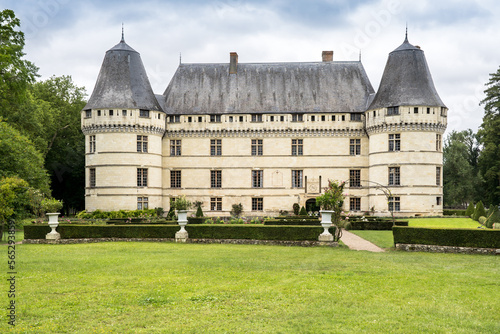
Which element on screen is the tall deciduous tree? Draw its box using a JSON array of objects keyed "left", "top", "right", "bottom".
[{"left": 478, "top": 66, "right": 500, "bottom": 206}]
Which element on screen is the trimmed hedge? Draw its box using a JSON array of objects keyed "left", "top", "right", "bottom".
[
  {"left": 187, "top": 217, "right": 205, "bottom": 224},
  {"left": 107, "top": 218, "right": 177, "bottom": 225},
  {"left": 348, "top": 220, "right": 408, "bottom": 230},
  {"left": 393, "top": 226, "right": 500, "bottom": 248},
  {"left": 264, "top": 219, "right": 321, "bottom": 226},
  {"left": 443, "top": 210, "right": 467, "bottom": 216},
  {"left": 24, "top": 224, "right": 335, "bottom": 242}
]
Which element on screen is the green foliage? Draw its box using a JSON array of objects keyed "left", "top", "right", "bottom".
[
  {"left": 0, "top": 121, "right": 50, "bottom": 194},
  {"left": 443, "top": 130, "right": 481, "bottom": 206},
  {"left": 465, "top": 203, "right": 475, "bottom": 217},
  {"left": 24, "top": 224, "right": 334, "bottom": 242},
  {"left": 193, "top": 201, "right": 204, "bottom": 217},
  {"left": 315, "top": 179, "right": 346, "bottom": 241},
  {"left": 230, "top": 203, "right": 243, "bottom": 218},
  {"left": 154, "top": 207, "right": 164, "bottom": 217},
  {"left": 187, "top": 217, "right": 204, "bottom": 224},
  {"left": 264, "top": 217, "right": 320, "bottom": 226},
  {"left": 347, "top": 219, "right": 408, "bottom": 230},
  {"left": 299, "top": 206, "right": 308, "bottom": 216},
  {"left": 41, "top": 198, "right": 63, "bottom": 213},
  {"left": 75, "top": 209, "right": 157, "bottom": 219},
  {"left": 292, "top": 203, "right": 300, "bottom": 215},
  {"left": 393, "top": 226, "right": 500, "bottom": 248},
  {"left": 172, "top": 195, "right": 192, "bottom": 210},
  {"left": 485, "top": 206, "right": 500, "bottom": 229},
  {"left": 472, "top": 201, "right": 486, "bottom": 221},
  {"left": 0, "top": 176, "right": 41, "bottom": 222},
  {"left": 443, "top": 209, "right": 467, "bottom": 216},
  {"left": 478, "top": 216, "right": 487, "bottom": 226}
]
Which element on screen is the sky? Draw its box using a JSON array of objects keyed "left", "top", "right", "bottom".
[{"left": 4, "top": 0, "right": 500, "bottom": 134}]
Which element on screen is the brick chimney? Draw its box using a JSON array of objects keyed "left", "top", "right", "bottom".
[
  {"left": 229, "top": 52, "right": 238, "bottom": 74},
  {"left": 322, "top": 51, "right": 333, "bottom": 62}
]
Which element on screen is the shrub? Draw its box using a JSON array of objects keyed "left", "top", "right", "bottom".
[
  {"left": 392, "top": 226, "right": 500, "bottom": 248},
  {"left": 472, "top": 201, "right": 486, "bottom": 221},
  {"left": 465, "top": 203, "right": 475, "bottom": 217},
  {"left": 443, "top": 210, "right": 467, "bottom": 216},
  {"left": 154, "top": 207, "right": 164, "bottom": 217},
  {"left": 195, "top": 205, "right": 204, "bottom": 218},
  {"left": 41, "top": 198, "right": 63, "bottom": 213},
  {"left": 173, "top": 196, "right": 192, "bottom": 211},
  {"left": 188, "top": 217, "right": 205, "bottom": 224},
  {"left": 230, "top": 203, "right": 243, "bottom": 218},
  {"left": 478, "top": 216, "right": 487, "bottom": 226},
  {"left": 299, "top": 206, "right": 308, "bottom": 216},
  {"left": 293, "top": 203, "right": 300, "bottom": 216}
]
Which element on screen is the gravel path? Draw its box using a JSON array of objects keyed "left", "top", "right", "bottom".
[{"left": 340, "top": 230, "right": 385, "bottom": 252}]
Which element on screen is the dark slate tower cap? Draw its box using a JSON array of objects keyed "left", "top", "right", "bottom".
[
  {"left": 368, "top": 33, "right": 446, "bottom": 110},
  {"left": 84, "top": 32, "right": 163, "bottom": 111}
]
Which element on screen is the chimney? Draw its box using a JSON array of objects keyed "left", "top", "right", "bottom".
[
  {"left": 229, "top": 52, "right": 238, "bottom": 74},
  {"left": 322, "top": 51, "right": 333, "bottom": 62}
]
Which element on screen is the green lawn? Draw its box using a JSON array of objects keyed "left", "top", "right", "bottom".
[
  {"left": 349, "top": 217, "right": 483, "bottom": 249},
  {"left": 1, "top": 242, "right": 498, "bottom": 333}
]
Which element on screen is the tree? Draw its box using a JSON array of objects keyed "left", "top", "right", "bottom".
[
  {"left": 0, "top": 176, "right": 42, "bottom": 223},
  {"left": 0, "top": 120, "right": 50, "bottom": 194},
  {"left": 443, "top": 130, "right": 480, "bottom": 206},
  {"left": 0, "top": 9, "right": 39, "bottom": 113},
  {"left": 478, "top": 66, "right": 500, "bottom": 206},
  {"left": 230, "top": 203, "right": 243, "bottom": 218}
]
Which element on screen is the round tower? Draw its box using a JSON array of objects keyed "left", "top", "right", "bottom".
[
  {"left": 365, "top": 33, "right": 447, "bottom": 216},
  {"left": 81, "top": 33, "right": 165, "bottom": 212}
]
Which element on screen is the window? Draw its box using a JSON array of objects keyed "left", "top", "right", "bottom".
[
  {"left": 137, "top": 197, "right": 148, "bottom": 210},
  {"left": 122, "top": 110, "right": 127, "bottom": 116},
  {"left": 311, "top": 115, "right": 315, "bottom": 121},
  {"left": 198, "top": 116, "right": 203, "bottom": 122},
  {"left": 97, "top": 110, "right": 101, "bottom": 116},
  {"left": 251, "top": 114, "right": 262, "bottom": 122},
  {"left": 170, "top": 115, "right": 180, "bottom": 123},
  {"left": 280, "top": 116, "right": 284, "bottom": 121},
  {"left": 436, "top": 197, "right": 442, "bottom": 206},
  {"left": 414, "top": 107, "right": 418, "bottom": 114},
  {"left": 211, "top": 170, "right": 222, "bottom": 188},
  {"left": 350, "top": 139, "right": 361, "bottom": 156},
  {"left": 137, "top": 168, "right": 148, "bottom": 187},
  {"left": 387, "top": 106, "right": 399, "bottom": 115},
  {"left": 239, "top": 116, "right": 244, "bottom": 122},
  {"left": 137, "top": 135, "right": 148, "bottom": 153},
  {"left": 270, "top": 116, "right": 274, "bottom": 121},
  {"left": 89, "top": 135, "right": 96, "bottom": 153},
  {"left": 350, "top": 197, "right": 361, "bottom": 211},
  {"left": 139, "top": 109, "right": 150, "bottom": 118},
  {"left": 228, "top": 116, "right": 233, "bottom": 122},
  {"left": 171, "top": 170, "right": 181, "bottom": 188},
  {"left": 350, "top": 113, "right": 361, "bottom": 121},
  {"left": 109, "top": 110, "right": 113, "bottom": 116},
  {"left": 341, "top": 115, "right": 345, "bottom": 121},
  {"left": 441, "top": 107, "right": 447, "bottom": 116},
  {"left": 436, "top": 134, "right": 442, "bottom": 151},
  {"left": 291, "top": 139, "right": 303, "bottom": 156},
  {"left": 388, "top": 167, "right": 400, "bottom": 186},
  {"left": 350, "top": 170, "right": 361, "bottom": 187},
  {"left": 170, "top": 139, "right": 181, "bottom": 156},
  {"left": 427, "top": 108, "right": 430, "bottom": 114},
  {"left": 388, "top": 134, "right": 401, "bottom": 151},
  {"left": 292, "top": 114, "right": 303, "bottom": 122},
  {"left": 292, "top": 170, "right": 303, "bottom": 188},
  {"left": 85, "top": 110, "right": 91, "bottom": 118},
  {"left": 211, "top": 197, "right": 222, "bottom": 211},
  {"left": 210, "top": 114, "right": 221, "bottom": 123},
  {"left": 332, "top": 115, "right": 336, "bottom": 121},
  {"left": 252, "top": 170, "right": 263, "bottom": 188},
  {"left": 251, "top": 139, "right": 263, "bottom": 156},
  {"left": 373, "top": 111, "right": 376, "bottom": 118},
  {"left": 388, "top": 196, "right": 400, "bottom": 212},
  {"left": 252, "top": 198, "right": 263, "bottom": 211},
  {"left": 436, "top": 167, "right": 441, "bottom": 186},
  {"left": 188, "top": 116, "right": 192, "bottom": 122},
  {"left": 89, "top": 168, "right": 96, "bottom": 188},
  {"left": 321, "top": 115, "right": 326, "bottom": 121},
  {"left": 210, "top": 139, "right": 222, "bottom": 156}
]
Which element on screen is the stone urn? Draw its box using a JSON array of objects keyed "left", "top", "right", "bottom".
[
  {"left": 175, "top": 210, "right": 189, "bottom": 242},
  {"left": 319, "top": 210, "right": 334, "bottom": 242},
  {"left": 46, "top": 213, "right": 61, "bottom": 240}
]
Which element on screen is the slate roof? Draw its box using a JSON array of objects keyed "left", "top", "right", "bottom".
[
  {"left": 84, "top": 38, "right": 163, "bottom": 111},
  {"left": 368, "top": 36, "right": 446, "bottom": 110},
  {"left": 162, "top": 61, "right": 375, "bottom": 115}
]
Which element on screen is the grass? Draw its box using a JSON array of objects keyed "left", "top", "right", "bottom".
[{"left": 1, "top": 242, "right": 499, "bottom": 333}]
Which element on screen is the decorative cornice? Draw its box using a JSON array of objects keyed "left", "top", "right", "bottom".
[
  {"left": 164, "top": 128, "right": 367, "bottom": 138},
  {"left": 81, "top": 124, "right": 166, "bottom": 135},
  {"left": 366, "top": 122, "right": 446, "bottom": 135}
]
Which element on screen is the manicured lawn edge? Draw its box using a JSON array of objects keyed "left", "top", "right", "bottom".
[{"left": 393, "top": 226, "right": 500, "bottom": 248}]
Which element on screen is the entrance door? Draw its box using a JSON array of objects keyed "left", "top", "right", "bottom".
[{"left": 305, "top": 198, "right": 320, "bottom": 215}]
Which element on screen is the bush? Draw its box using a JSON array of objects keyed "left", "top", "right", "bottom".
[
  {"left": 230, "top": 203, "right": 243, "bottom": 218},
  {"left": 264, "top": 218, "right": 321, "bottom": 226},
  {"left": 348, "top": 220, "right": 408, "bottom": 230},
  {"left": 195, "top": 205, "right": 204, "bottom": 218},
  {"left": 478, "top": 216, "right": 487, "bottom": 226},
  {"left": 472, "top": 201, "right": 486, "bottom": 221},
  {"left": 465, "top": 203, "right": 475, "bottom": 217},
  {"left": 299, "top": 206, "right": 308, "bottom": 216},
  {"left": 188, "top": 217, "right": 205, "bottom": 224},
  {"left": 24, "top": 224, "right": 335, "bottom": 242},
  {"left": 443, "top": 210, "right": 467, "bottom": 216},
  {"left": 392, "top": 226, "right": 500, "bottom": 248},
  {"left": 293, "top": 203, "right": 300, "bottom": 216}
]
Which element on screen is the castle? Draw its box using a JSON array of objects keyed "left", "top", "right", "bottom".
[{"left": 81, "top": 31, "right": 447, "bottom": 217}]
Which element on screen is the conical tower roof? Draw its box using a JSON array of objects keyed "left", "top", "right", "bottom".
[
  {"left": 84, "top": 34, "right": 163, "bottom": 111},
  {"left": 368, "top": 34, "right": 445, "bottom": 110}
]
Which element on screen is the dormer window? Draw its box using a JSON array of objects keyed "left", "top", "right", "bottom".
[
  {"left": 387, "top": 106, "right": 399, "bottom": 115},
  {"left": 170, "top": 115, "right": 180, "bottom": 123},
  {"left": 97, "top": 110, "right": 101, "bottom": 116},
  {"left": 210, "top": 115, "right": 221, "bottom": 123},
  {"left": 139, "top": 109, "right": 150, "bottom": 118},
  {"left": 109, "top": 110, "right": 113, "bottom": 116},
  {"left": 292, "top": 114, "right": 303, "bottom": 122},
  {"left": 122, "top": 110, "right": 127, "bottom": 116},
  {"left": 350, "top": 113, "right": 361, "bottom": 122},
  {"left": 251, "top": 114, "right": 262, "bottom": 122},
  {"left": 85, "top": 110, "right": 91, "bottom": 118}
]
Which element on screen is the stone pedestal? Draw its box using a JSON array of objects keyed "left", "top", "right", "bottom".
[
  {"left": 318, "top": 233, "right": 334, "bottom": 242},
  {"left": 46, "top": 213, "right": 60, "bottom": 241},
  {"left": 175, "top": 230, "right": 188, "bottom": 243}
]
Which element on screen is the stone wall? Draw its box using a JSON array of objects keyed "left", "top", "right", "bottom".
[{"left": 396, "top": 243, "right": 500, "bottom": 255}]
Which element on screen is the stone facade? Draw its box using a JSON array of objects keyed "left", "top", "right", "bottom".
[{"left": 81, "top": 33, "right": 447, "bottom": 217}]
